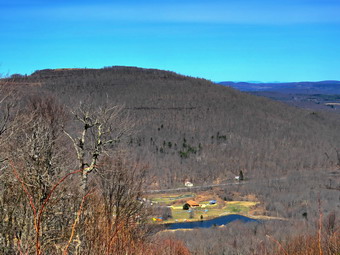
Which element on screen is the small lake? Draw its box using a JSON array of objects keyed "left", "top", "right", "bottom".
[{"left": 167, "top": 214, "right": 259, "bottom": 230}]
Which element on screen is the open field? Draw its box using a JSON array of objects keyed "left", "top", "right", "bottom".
[
  {"left": 148, "top": 192, "right": 195, "bottom": 205},
  {"left": 149, "top": 191, "right": 260, "bottom": 223}
]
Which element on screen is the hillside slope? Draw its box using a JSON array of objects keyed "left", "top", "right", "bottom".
[{"left": 5, "top": 67, "right": 340, "bottom": 188}]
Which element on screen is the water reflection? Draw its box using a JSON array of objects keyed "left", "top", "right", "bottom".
[{"left": 167, "top": 214, "right": 258, "bottom": 230}]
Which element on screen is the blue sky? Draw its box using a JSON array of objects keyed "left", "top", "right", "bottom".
[{"left": 1, "top": 0, "right": 340, "bottom": 82}]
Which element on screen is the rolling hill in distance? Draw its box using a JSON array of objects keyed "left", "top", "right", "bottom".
[
  {"left": 4, "top": 67, "right": 340, "bottom": 188},
  {"left": 220, "top": 80, "right": 340, "bottom": 114},
  {"left": 219, "top": 80, "right": 340, "bottom": 94}
]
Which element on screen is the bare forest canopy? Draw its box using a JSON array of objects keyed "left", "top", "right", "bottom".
[{"left": 3, "top": 66, "right": 340, "bottom": 188}]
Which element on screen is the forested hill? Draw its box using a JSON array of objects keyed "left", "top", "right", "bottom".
[{"left": 5, "top": 67, "right": 340, "bottom": 187}]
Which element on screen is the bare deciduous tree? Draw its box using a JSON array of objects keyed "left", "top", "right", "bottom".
[
  {"left": 0, "top": 95, "right": 76, "bottom": 254},
  {"left": 64, "top": 100, "right": 133, "bottom": 193}
]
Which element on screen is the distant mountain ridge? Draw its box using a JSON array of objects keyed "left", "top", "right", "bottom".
[{"left": 219, "top": 81, "right": 340, "bottom": 94}]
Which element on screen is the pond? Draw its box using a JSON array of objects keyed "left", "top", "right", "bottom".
[{"left": 167, "top": 214, "right": 259, "bottom": 230}]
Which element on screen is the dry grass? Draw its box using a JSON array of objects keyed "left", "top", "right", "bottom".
[
  {"left": 158, "top": 201, "right": 259, "bottom": 223},
  {"left": 148, "top": 193, "right": 195, "bottom": 205},
  {"left": 149, "top": 191, "right": 262, "bottom": 224}
]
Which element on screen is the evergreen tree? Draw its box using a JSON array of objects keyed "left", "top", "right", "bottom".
[{"left": 239, "top": 170, "right": 244, "bottom": 181}]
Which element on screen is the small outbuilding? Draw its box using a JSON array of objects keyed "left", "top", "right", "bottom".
[{"left": 185, "top": 181, "right": 193, "bottom": 187}]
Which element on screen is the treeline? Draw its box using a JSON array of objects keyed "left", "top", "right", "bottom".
[{"left": 3, "top": 67, "right": 340, "bottom": 188}]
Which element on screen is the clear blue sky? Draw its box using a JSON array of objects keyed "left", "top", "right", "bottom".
[{"left": 1, "top": 0, "right": 340, "bottom": 82}]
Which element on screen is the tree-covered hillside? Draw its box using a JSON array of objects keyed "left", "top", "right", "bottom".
[{"left": 4, "top": 67, "right": 340, "bottom": 188}]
